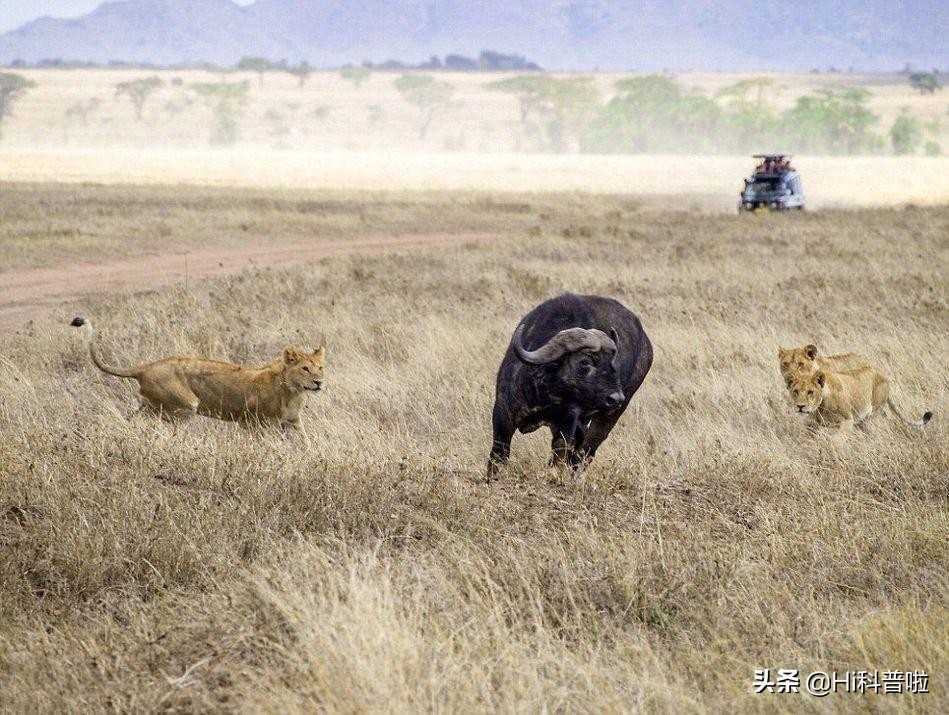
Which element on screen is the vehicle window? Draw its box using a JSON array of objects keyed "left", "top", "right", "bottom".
[{"left": 751, "top": 179, "right": 779, "bottom": 192}]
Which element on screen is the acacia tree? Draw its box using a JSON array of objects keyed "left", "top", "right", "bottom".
[
  {"left": 581, "top": 76, "right": 721, "bottom": 154},
  {"left": 782, "top": 86, "right": 881, "bottom": 155},
  {"left": 716, "top": 77, "right": 777, "bottom": 108},
  {"left": 238, "top": 56, "right": 275, "bottom": 86},
  {"left": 115, "top": 76, "right": 163, "bottom": 120},
  {"left": 288, "top": 62, "right": 313, "bottom": 88},
  {"left": 393, "top": 74, "right": 454, "bottom": 140},
  {"left": 65, "top": 97, "right": 102, "bottom": 126},
  {"left": 714, "top": 78, "right": 782, "bottom": 151},
  {"left": 63, "top": 97, "right": 102, "bottom": 141},
  {"left": 486, "top": 75, "right": 548, "bottom": 127},
  {"left": 190, "top": 81, "right": 250, "bottom": 145},
  {"left": 908, "top": 72, "right": 941, "bottom": 95},
  {"left": 488, "top": 75, "right": 598, "bottom": 151},
  {"left": 340, "top": 66, "right": 371, "bottom": 89},
  {"left": 537, "top": 77, "right": 599, "bottom": 151},
  {"left": 0, "top": 72, "right": 36, "bottom": 136}
]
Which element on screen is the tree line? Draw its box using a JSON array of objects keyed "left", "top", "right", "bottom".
[
  {"left": 0, "top": 70, "right": 941, "bottom": 156},
  {"left": 4, "top": 51, "right": 540, "bottom": 75},
  {"left": 490, "top": 75, "right": 942, "bottom": 156}
]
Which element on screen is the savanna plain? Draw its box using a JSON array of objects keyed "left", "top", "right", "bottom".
[
  {"left": 0, "top": 185, "right": 947, "bottom": 712},
  {"left": 2, "top": 68, "right": 949, "bottom": 207}
]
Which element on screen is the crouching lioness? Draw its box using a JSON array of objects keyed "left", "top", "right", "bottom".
[
  {"left": 787, "top": 367, "right": 932, "bottom": 433},
  {"left": 71, "top": 318, "right": 324, "bottom": 441}
]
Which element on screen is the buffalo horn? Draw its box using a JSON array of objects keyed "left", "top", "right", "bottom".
[{"left": 512, "top": 324, "right": 612, "bottom": 365}]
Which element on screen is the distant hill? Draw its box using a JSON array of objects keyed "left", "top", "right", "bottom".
[{"left": 1, "top": 0, "right": 946, "bottom": 71}]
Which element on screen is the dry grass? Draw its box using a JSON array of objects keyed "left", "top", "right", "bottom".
[
  {"left": 0, "top": 187, "right": 947, "bottom": 712},
  {"left": 0, "top": 182, "right": 533, "bottom": 269}
]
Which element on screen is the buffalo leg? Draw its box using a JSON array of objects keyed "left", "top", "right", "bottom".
[
  {"left": 549, "top": 410, "right": 580, "bottom": 468},
  {"left": 549, "top": 432, "right": 568, "bottom": 467},
  {"left": 570, "top": 408, "right": 623, "bottom": 467},
  {"left": 567, "top": 421, "right": 590, "bottom": 468},
  {"left": 487, "top": 407, "right": 514, "bottom": 480}
]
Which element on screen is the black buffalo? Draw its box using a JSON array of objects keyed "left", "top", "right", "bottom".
[{"left": 487, "top": 293, "right": 653, "bottom": 478}]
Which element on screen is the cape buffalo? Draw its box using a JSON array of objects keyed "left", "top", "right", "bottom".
[{"left": 487, "top": 293, "right": 653, "bottom": 478}]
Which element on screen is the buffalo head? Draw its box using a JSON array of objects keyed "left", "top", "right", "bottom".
[{"left": 512, "top": 324, "right": 625, "bottom": 412}]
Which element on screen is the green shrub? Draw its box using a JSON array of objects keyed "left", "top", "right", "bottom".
[{"left": 890, "top": 115, "right": 923, "bottom": 155}]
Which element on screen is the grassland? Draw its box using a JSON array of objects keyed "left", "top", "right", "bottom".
[
  {"left": 0, "top": 185, "right": 946, "bottom": 711},
  {"left": 0, "top": 182, "right": 517, "bottom": 270}
]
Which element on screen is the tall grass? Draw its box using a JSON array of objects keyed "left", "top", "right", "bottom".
[{"left": 0, "top": 191, "right": 946, "bottom": 711}]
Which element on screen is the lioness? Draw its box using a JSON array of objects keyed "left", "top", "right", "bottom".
[
  {"left": 778, "top": 344, "right": 870, "bottom": 383},
  {"left": 71, "top": 317, "right": 324, "bottom": 441},
  {"left": 787, "top": 367, "right": 932, "bottom": 432}
]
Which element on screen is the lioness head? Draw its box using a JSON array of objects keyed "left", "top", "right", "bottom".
[
  {"left": 282, "top": 346, "right": 326, "bottom": 392},
  {"left": 787, "top": 370, "right": 825, "bottom": 414},
  {"left": 778, "top": 344, "right": 819, "bottom": 380}
]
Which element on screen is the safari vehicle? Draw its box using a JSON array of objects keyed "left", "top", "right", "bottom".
[{"left": 739, "top": 154, "right": 805, "bottom": 213}]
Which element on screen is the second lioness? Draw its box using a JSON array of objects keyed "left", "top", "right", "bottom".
[
  {"left": 71, "top": 318, "right": 324, "bottom": 441},
  {"left": 778, "top": 344, "right": 870, "bottom": 383}
]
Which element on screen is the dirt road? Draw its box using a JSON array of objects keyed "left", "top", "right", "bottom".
[{"left": 0, "top": 232, "right": 496, "bottom": 332}]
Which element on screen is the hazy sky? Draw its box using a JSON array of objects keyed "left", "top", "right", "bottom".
[{"left": 0, "top": 1, "right": 254, "bottom": 33}]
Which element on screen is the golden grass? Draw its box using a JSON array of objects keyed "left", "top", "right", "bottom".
[
  {"left": 0, "top": 182, "right": 525, "bottom": 270},
  {"left": 0, "top": 187, "right": 947, "bottom": 711}
]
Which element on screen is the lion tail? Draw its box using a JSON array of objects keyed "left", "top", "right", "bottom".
[
  {"left": 70, "top": 317, "right": 140, "bottom": 379},
  {"left": 886, "top": 397, "right": 933, "bottom": 429}
]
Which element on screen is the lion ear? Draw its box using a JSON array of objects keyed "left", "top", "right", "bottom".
[
  {"left": 313, "top": 346, "right": 325, "bottom": 359},
  {"left": 804, "top": 344, "right": 818, "bottom": 360},
  {"left": 814, "top": 371, "right": 826, "bottom": 388},
  {"left": 283, "top": 347, "right": 300, "bottom": 364}
]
